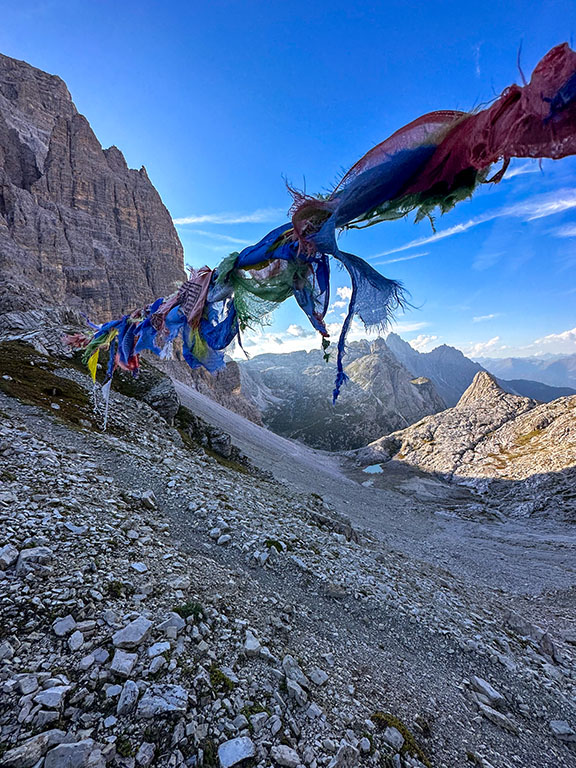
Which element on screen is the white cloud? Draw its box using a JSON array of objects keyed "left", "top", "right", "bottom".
[
  {"left": 533, "top": 327, "right": 576, "bottom": 351},
  {"left": 466, "top": 336, "right": 502, "bottom": 357},
  {"left": 369, "top": 188, "right": 576, "bottom": 259},
  {"left": 173, "top": 207, "right": 286, "bottom": 225},
  {"left": 232, "top": 317, "right": 429, "bottom": 358},
  {"left": 410, "top": 334, "right": 439, "bottom": 351},
  {"left": 286, "top": 324, "right": 316, "bottom": 338},
  {"left": 374, "top": 251, "right": 428, "bottom": 266},
  {"left": 552, "top": 224, "right": 576, "bottom": 238},
  {"left": 336, "top": 286, "right": 352, "bottom": 300},
  {"left": 473, "top": 313, "right": 500, "bottom": 322}
]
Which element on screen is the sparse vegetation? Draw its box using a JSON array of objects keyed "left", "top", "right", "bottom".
[
  {"left": 174, "top": 601, "right": 204, "bottom": 620},
  {"left": 371, "top": 712, "right": 431, "bottom": 768},
  {"left": 209, "top": 664, "right": 236, "bottom": 693}
]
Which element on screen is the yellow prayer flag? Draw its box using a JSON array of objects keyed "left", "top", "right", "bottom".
[{"left": 87, "top": 351, "right": 99, "bottom": 382}]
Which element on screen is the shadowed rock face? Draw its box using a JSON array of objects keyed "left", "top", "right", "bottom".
[
  {"left": 239, "top": 338, "right": 445, "bottom": 450},
  {"left": 0, "top": 52, "right": 185, "bottom": 321}
]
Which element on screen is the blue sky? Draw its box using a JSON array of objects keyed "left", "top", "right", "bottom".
[{"left": 1, "top": 1, "right": 576, "bottom": 358}]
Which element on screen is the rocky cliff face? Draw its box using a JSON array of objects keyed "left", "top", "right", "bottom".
[
  {"left": 240, "top": 338, "right": 445, "bottom": 450},
  {"left": 353, "top": 372, "right": 576, "bottom": 519},
  {"left": 0, "top": 52, "right": 186, "bottom": 321},
  {"left": 386, "top": 333, "right": 484, "bottom": 406},
  {"left": 386, "top": 333, "right": 575, "bottom": 404}
]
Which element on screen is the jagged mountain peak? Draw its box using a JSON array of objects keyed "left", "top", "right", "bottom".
[{"left": 457, "top": 371, "right": 507, "bottom": 406}]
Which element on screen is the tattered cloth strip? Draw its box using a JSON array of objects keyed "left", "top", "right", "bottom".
[{"left": 67, "top": 43, "right": 576, "bottom": 402}]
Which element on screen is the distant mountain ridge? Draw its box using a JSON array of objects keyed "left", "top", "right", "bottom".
[
  {"left": 478, "top": 354, "right": 576, "bottom": 389},
  {"left": 386, "top": 333, "right": 483, "bottom": 406},
  {"left": 387, "top": 333, "right": 576, "bottom": 404},
  {"left": 240, "top": 335, "right": 576, "bottom": 450},
  {"left": 240, "top": 338, "right": 445, "bottom": 450}
]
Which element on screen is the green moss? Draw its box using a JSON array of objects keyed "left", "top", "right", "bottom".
[
  {"left": 241, "top": 703, "right": 269, "bottom": 718},
  {"left": 264, "top": 539, "right": 283, "bottom": 553},
  {"left": 116, "top": 735, "right": 135, "bottom": 757},
  {"left": 371, "top": 712, "right": 431, "bottom": 768},
  {"left": 240, "top": 703, "right": 270, "bottom": 733},
  {"left": 174, "top": 601, "right": 204, "bottom": 620},
  {"left": 209, "top": 664, "right": 236, "bottom": 693},
  {"left": 515, "top": 428, "right": 542, "bottom": 447},
  {"left": 201, "top": 740, "right": 219, "bottom": 768},
  {"left": 106, "top": 581, "right": 124, "bottom": 599},
  {"left": 204, "top": 447, "right": 250, "bottom": 474},
  {"left": 0, "top": 341, "right": 96, "bottom": 428}
]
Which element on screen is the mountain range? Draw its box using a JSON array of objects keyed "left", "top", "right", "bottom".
[
  {"left": 240, "top": 335, "right": 576, "bottom": 450},
  {"left": 478, "top": 354, "right": 576, "bottom": 389},
  {"left": 239, "top": 338, "right": 445, "bottom": 450}
]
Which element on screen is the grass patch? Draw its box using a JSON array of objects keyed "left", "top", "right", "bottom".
[
  {"left": 264, "top": 539, "right": 283, "bottom": 553},
  {"left": 0, "top": 341, "right": 96, "bottom": 428},
  {"left": 515, "top": 428, "right": 542, "bottom": 447},
  {"left": 116, "top": 735, "right": 135, "bottom": 758},
  {"left": 209, "top": 664, "right": 236, "bottom": 693},
  {"left": 371, "top": 712, "right": 431, "bottom": 767},
  {"left": 174, "top": 601, "right": 204, "bottom": 621}
]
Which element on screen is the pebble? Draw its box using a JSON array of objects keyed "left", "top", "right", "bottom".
[
  {"left": 52, "top": 614, "right": 76, "bottom": 636},
  {"left": 33, "top": 685, "right": 70, "bottom": 709},
  {"left": 1, "top": 729, "right": 67, "bottom": 768},
  {"left": 136, "top": 684, "right": 188, "bottom": 717},
  {"left": 135, "top": 741, "right": 156, "bottom": 766},
  {"left": 0, "top": 543, "right": 19, "bottom": 569},
  {"left": 244, "top": 629, "right": 261, "bottom": 656},
  {"left": 44, "top": 739, "right": 98, "bottom": 768},
  {"left": 549, "top": 719, "right": 576, "bottom": 742},
  {"left": 117, "top": 679, "right": 140, "bottom": 715},
  {"left": 68, "top": 629, "right": 84, "bottom": 651}
]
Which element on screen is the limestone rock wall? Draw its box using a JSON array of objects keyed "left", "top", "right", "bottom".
[{"left": 0, "top": 52, "right": 186, "bottom": 321}]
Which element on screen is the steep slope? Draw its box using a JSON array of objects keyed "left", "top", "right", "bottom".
[
  {"left": 240, "top": 338, "right": 445, "bottom": 450},
  {"left": 2, "top": 337, "right": 575, "bottom": 768},
  {"left": 0, "top": 52, "right": 186, "bottom": 320}
]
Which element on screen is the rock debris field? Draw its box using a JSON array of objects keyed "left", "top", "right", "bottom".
[{"left": 0, "top": 351, "right": 576, "bottom": 768}]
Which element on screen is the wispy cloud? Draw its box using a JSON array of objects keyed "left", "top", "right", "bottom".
[
  {"left": 369, "top": 188, "right": 576, "bottom": 259},
  {"left": 552, "top": 223, "right": 576, "bottom": 238},
  {"left": 502, "top": 161, "right": 541, "bottom": 181},
  {"left": 374, "top": 251, "right": 428, "bottom": 266},
  {"left": 473, "top": 313, "right": 500, "bottom": 322},
  {"left": 173, "top": 207, "right": 286, "bottom": 225},
  {"left": 473, "top": 42, "right": 482, "bottom": 77},
  {"left": 186, "top": 229, "right": 252, "bottom": 245}
]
